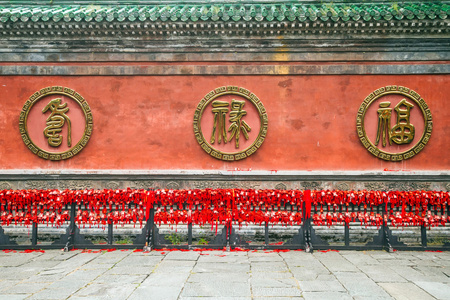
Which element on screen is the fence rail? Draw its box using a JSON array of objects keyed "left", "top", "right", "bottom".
[{"left": 0, "top": 189, "right": 448, "bottom": 252}]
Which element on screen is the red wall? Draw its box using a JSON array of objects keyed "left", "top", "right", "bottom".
[{"left": 1, "top": 75, "right": 448, "bottom": 171}]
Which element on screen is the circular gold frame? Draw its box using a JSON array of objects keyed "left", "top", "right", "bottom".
[
  {"left": 19, "top": 86, "right": 93, "bottom": 161},
  {"left": 356, "top": 85, "right": 432, "bottom": 161},
  {"left": 193, "top": 86, "right": 268, "bottom": 161}
]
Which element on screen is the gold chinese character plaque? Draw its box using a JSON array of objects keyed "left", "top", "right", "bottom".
[
  {"left": 194, "top": 86, "right": 268, "bottom": 161},
  {"left": 19, "top": 86, "right": 93, "bottom": 161},
  {"left": 356, "top": 85, "right": 432, "bottom": 161}
]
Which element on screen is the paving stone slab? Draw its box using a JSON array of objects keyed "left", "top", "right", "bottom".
[
  {"left": 164, "top": 251, "right": 200, "bottom": 261},
  {"left": 250, "top": 277, "right": 298, "bottom": 288},
  {"left": 249, "top": 255, "right": 284, "bottom": 262},
  {"left": 128, "top": 285, "right": 182, "bottom": 300},
  {"left": 379, "top": 282, "right": 435, "bottom": 300},
  {"left": 251, "top": 287, "right": 301, "bottom": 297},
  {"left": 22, "top": 273, "right": 65, "bottom": 283},
  {"left": 223, "top": 252, "right": 249, "bottom": 257},
  {"left": 318, "top": 258, "right": 360, "bottom": 272},
  {"left": 282, "top": 256, "right": 318, "bottom": 264},
  {"left": 27, "top": 288, "right": 77, "bottom": 300},
  {"left": 64, "top": 268, "right": 108, "bottom": 281},
  {"left": 0, "top": 280, "right": 22, "bottom": 292},
  {"left": 285, "top": 260, "right": 328, "bottom": 269},
  {"left": 316, "top": 274, "right": 340, "bottom": 281},
  {"left": 20, "top": 260, "right": 62, "bottom": 270},
  {"left": 436, "top": 259, "right": 450, "bottom": 266},
  {"left": 413, "top": 266, "right": 450, "bottom": 282},
  {"left": 0, "top": 255, "right": 39, "bottom": 267},
  {"left": 388, "top": 265, "right": 446, "bottom": 282},
  {"left": 411, "top": 253, "right": 441, "bottom": 260},
  {"left": 357, "top": 265, "right": 408, "bottom": 283},
  {"left": 302, "top": 292, "right": 353, "bottom": 300},
  {"left": 94, "top": 251, "right": 131, "bottom": 259},
  {"left": 414, "top": 281, "right": 450, "bottom": 300},
  {"left": 290, "top": 270, "right": 328, "bottom": 281},
  {"left": 54, "top": 254, "right": 101, "bottom": 269},
  {"left": 114, "top": 255, "right": 162, "bottom": 267},
  {"left": 181, "top": 282, "right": 251, "bottom": 297},
  {"left": 335, "top": 272, "right": 392, "bottom": 298},
  {"left": 289, "top": 266, "right": 331, "bottom": 280},
  {"left": 94, "top": 274, "right": 147, "bottom": 285},
  {"left": 412, "top": 259, "right": 443, "bottom": 267},
  {"left": 68, "top": 297, "right": 114, "bottom": 300},
  {"left": 43, "top": 251, "right": 79, "bottom": 261},
  {"left": 298, "top": 280, "right": 346, "bottom": 292},
  {"left": 189, "top": 272, "right": 249, "bottom": 283},
  {"left": 103, "top": 265, "right": 153, "bottom": 275},
  {"left": 340, "top": 252, "right": 381, "bottom": 266},
  {"left": 73, "top": 283, "right": 138, "bottom": 298},
  {"left": 251, "top": 271, "right": 293, "bottom": 280},
  {"left": 352, "top": 296, "right": 394, "bottom": 300},
  {"left": 38, "top": 267, "right": 71, "bottom": 276},
  {"left": 377, "top": 259, "right": 417, "bottom": 266},
  {"left": 250, "top": 262, "right": 288, "bottom": 272},
  {"left": 45, "top": 279, "right": 89, "bottom": 291},
  {"left": 87, "top": 256, "right": 128, "bottom": 265},
  {"left": 0, "top": 269, "right": 38, "bottom": 280},
  {"left": 0, "top": 257, "right": 29, "bottom": 267},
  {"left": 313, "top": 251, "right": 342, "bottom": 259},
  {"left": 443, "top": 267, "right": 450, "bottom": 278},
  {"left": 197, "top": 254, "right": 248, "bottom": 264},
  {"left": 0, "top": 295, "right": 31, "bottom": 300},
  {"left": 141, "top": 272, "right": 190, "bottom": 287},
  {"left": 368, "top": 252, "right": 402, "bottom": 260},
  {"left": 193, "top": 262, "right": 250, "bottom": 273},
  {"left": 1, "top": 282, "right": 48, "bottom": 294},
  {"left": 253, "top": 297, "right": 302, "bottom": 300},
  {"left": 153, "top": 259, "right": 196, "bottom": 273},
  {"left": 180, "top": 297, "right": 251, "bottom": 300},
  {"left": 278, "top": 251, "right": 310, "bottom": 259},
  {"left": 77, "top": 263, "right": 112, "bottom": 271}
]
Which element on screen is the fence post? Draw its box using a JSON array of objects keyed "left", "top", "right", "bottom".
[
  {"left": 188, "top": 223, "right": 193, "bottom": 246},
  {"left": 31, "top": 222, "right": 38, "bottom": 247},
  {"left": 64, "top": 201, "right": 76, "bottom": 252},
  {"left": 382, "top": 201, "right": 393, "bottom": 252},
  {"left": 344, "top": 221, "right": 350, "bottom": 247},
  {"left": 303, "top": 190, "right": 313, "bottom": 253},
  {"left": 264, "top": 221, "right": 269, "bottom": 247},
  {"left": 421, "top": 225, "right": 427, "bottom": 248},
  {"left": 226, "top": 222, "right": 232, "bottom": 251},
  {"left": 143, "top": 207, "right": 155, "bottom": 251},
  {"left": 108, "top": 223, "right": 113, "bottom": 245}
]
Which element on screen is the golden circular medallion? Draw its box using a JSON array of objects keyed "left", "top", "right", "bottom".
[
  {"left": 193, "top": 86, "right": 268, "bottom": 161},
  {"left": 356, "top": 85, "right": 432, "bottom": 161},
  {"left": 19, "top": 86, "right": 93, "bottom": 161}
]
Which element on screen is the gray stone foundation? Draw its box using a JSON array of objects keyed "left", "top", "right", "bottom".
[{"left": 0, "top": 170, "right": 449, "bottom": 191}]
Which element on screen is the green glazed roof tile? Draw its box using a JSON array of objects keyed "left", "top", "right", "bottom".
[{"left": 0, "top": 2, "right": 448, "bottom": 23}]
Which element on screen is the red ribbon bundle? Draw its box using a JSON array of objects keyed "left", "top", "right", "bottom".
[{"left": 0, "top": 189, "right": 448, "bottom": 230}]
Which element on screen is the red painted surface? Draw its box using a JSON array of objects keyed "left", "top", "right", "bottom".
[{"left": 0, "top": 75, "right": 448, "bottom": 171}]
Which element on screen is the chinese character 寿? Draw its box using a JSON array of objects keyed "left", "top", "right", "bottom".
[{"left": 42, "top": 98, "right": 72, "bottom": 147}]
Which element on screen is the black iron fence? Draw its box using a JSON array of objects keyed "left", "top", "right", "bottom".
[{"left": 0, "top": 189, "right": 448, "bottom": 252}]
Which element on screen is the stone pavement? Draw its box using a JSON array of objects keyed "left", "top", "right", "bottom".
[{"left": 0, "top": 248, "right": 449, "bottom": 300}]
